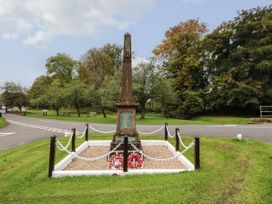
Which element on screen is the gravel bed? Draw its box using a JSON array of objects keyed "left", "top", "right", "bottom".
[{"left": 64, "top": 146, "right": 186, "bottom": 170}]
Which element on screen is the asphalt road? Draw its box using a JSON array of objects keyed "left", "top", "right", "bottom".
[{"left": 0, "top": 114, "right": 271, "bottom": 151}]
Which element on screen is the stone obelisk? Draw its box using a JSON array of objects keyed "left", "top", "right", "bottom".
[{"left": 111, "top": 33, "right": 142, "bottom": 150}]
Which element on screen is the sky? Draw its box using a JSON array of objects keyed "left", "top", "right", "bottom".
[{"left": 0, "top": 0, "right": 271, "bottom": 87}]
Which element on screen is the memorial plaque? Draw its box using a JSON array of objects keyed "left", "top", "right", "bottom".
[{"left": 120, "top": 112, "right": 133, "bottom": 129}]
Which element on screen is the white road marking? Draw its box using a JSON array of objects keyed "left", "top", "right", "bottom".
[
  {"left": 208, "top": 124, "right": 237, "bottom": 127},
  {"left": 39, "top": 119, "right": 54, "bottom": 123},
  {"left": 207, "top": 124, "right": 271, "bottom": 129},
  {"left": 236, "top": 126, "right": 272, "bottom": 129},
  {"left": 61, "top": 122, "right": 76, "bottom": 125},
  {"left": 7, "top": 119, "right": 70, "bottom": 134},
  {"left": 0, "top": 132, "right": 16, "bottom": 138}
]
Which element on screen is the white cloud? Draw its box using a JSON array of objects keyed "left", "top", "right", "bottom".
[
  {"left": 2, "top": 33, "right": 17, "bottom": 39},
  {"left": 132, "top": 56, "right": 148, "bottom": 68},
  {"left": 0, "top": 0, "right": 153, "bottom": 45},
  {"left": 23, "top": 31, "right": 47, "bottom": 45}
]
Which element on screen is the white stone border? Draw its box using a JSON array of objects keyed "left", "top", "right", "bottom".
[{"left": 53, "top": 140, "right": 195, "bottom": 177}]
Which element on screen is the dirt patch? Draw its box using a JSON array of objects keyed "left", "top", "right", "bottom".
[
  {"left": 64, "top": 146, "right": 186, "bottom": 170},
  {"left": 249, "top": 118, "right": 272, "bottom": 124}
]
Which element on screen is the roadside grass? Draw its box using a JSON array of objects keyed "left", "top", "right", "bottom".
[
  {"left": 26, "top": 110, "right": 251, "bottom": 125},
  {"left": 0, "top": 134, "right": 271, "bottom": 204},
  {"left": 0, "top": 117, "right": 6, "bottom": 128}
]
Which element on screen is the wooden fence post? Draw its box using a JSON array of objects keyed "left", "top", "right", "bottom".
[
  {"left": 175, "top": 128, "right": 179, "bottom": 151},
  {"left": 194, "top": 137, "right": 200, "bottom": 170},
  {"left": 72, "top": 128, "right": 76, "bottom": 152},
  {"left": 85, "top": 124, "right": 89, "bottom": 141},
  {"left": 123, "top": 136, "right": 128, "bottom": 172},
  {"left": 164, "top": 122, "right": 168, "bottom": 141},
  {"left": 48, "top": 136, "right": 56, "bottom": 178}
]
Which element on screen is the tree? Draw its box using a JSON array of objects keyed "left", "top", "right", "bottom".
[
  {"left": 63, "top": 80, "right": 89, "bottom": 117},
  {"left": 46, "top": 80, "right": 64, "bottom": 116},
  {"left": 28, "top": 75, "right": 52, "bottom": 108},
  {"left": 96, "top": 71, "right": 122, "bottom": 118},
  {"left": 0, "top": 82, "right": 28, "bottom": 111},
  {"left": 133, "top": 59, "right": 162, "bottom": 119},
  {"left": 79, "top": 44, "right": 122, "bottom": 88},
  {"left": 30, "top": 94, "right": 50, "bottom": 110},
  {"left": 204, "top": 6, "right": 272, "bottom": 114},
  {"left": 153, "top": 19, "right": 208, "bottom": 118},
  {"left": 46, "top": 53, "right": 77, "bottom": 84},
  {"left": 156, "top": 78, "right": 178, "bottom": 118}
]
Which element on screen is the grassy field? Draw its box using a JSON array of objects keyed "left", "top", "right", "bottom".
[
  {"left": 26, "top": 109, "right": 251, "bottom": 125},
  {"left": 0, "top": 117, "right": 6, "bottom": 128},
  {"left": 0, "top": 134, "right": 271, "bottom": 203}
]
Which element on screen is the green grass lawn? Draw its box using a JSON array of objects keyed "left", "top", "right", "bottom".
[
  {"left": 26, "top": 109, "right": 251, "bottom": 125},
  {"left": 0, "top": 117, "right": 6, "bottom": 128},
  {"left": 0, "top": 134, "right": 271, "bottom": 203}
]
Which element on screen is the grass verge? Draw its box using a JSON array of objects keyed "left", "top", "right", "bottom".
[
  {"left": 26, "top": 110, "right": 251, "bottom": 125},
  {"left": 0, "top": 134, "right": 271, "bottom": 203},
  {"left": 0, "top": 117, "right": 6, "bottom": 128}
]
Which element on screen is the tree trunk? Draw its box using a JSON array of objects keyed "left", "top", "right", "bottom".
[
  {"left": 140, "top": 103, "right": 145, "bottom": 119},
  {"left": 76, "top": 104, "right": 81, "bottom": 117},
  {"left": 100, "top": 105, "right": 107, "bottom": 118},
  {"left": 56, "top": 108, "right": 59, "bottom": 116},
  {"left": 18, "top": 104, "right": 22, "bottom": 111}
]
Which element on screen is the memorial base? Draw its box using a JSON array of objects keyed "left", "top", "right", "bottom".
[
  {"left": 52, "top": 140, "right": 195, "bottom": 177},
  {"left": 110, "top": 135, "right": 143, "bottom": 151}
]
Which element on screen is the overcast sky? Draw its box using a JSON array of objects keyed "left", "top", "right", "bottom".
[{"left": 0, "top": 0, "right": 270, "bottom": 87}]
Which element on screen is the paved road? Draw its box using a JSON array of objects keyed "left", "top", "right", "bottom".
[{"left": 0, "top": 114, "right": 271, "bottom": 151}]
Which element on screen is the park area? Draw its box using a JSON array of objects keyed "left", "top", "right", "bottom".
[
  {"left": 0, "top": 134, "right": 271, "bottom": 203},
  {"left": 26, "top": 109, "right": 252, "bottom": 125},
  {"left": 0, "top": 1, "right": 271, "bottom": 204}
]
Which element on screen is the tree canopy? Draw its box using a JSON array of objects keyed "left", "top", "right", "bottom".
[
  {"left": 205, "top": 6, "right": 272, "bottom": 114},
  {"left": 5, "top": 6, "right": 270, "bottom": 119},
  {"left": 46, "top": 53, "right": 77, "bottom": 84},
  {"left": 78, "top": 44, "right": 122, "bottom": 88}
]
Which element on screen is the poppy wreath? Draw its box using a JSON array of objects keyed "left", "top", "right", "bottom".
[
  {"left": 128, "top": 153, "right": 143, "bottom": 169},
  {"left": 109, "top": 153, "right": 124, "bottom": 170}
]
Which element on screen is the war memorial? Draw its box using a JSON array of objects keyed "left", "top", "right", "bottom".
[{"left": 48, "top": 33, "right": 199, "bottom": 177}]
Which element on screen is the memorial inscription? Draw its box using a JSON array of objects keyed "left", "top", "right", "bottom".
[{"left": 120, "top": 112, "right": 133, "bottom": 129}]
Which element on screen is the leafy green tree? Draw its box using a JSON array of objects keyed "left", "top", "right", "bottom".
[
  {"left": 63, "top": 80, "right": 89, "bottom": 117},
  {"left": 46, "top": 80, "right": 64, "bottom": 116},
  {"left": 176, "top": 90, "right": 204, "bottom": 119},
  {"left": 46, "top": 53, "right": 77, "bottom": 84},
  {"left": 79, "top": 44, "right": 122, "bottom": 88},
  {"left": 156, "top": 78, "right": 178, "bottom": 118},
  {"left": 205, "top": 6, "right": 272, "bottom": 113},
  {"left": 96, "top": 71, "right": 122, "bottom": 118},
  {"left": 0, "top": 82, "right": 28, "bottom": 111},
  {"left": 30, "top": 93, "right": 50, "bottom": 110},
  {"left": 133, "top": 59, "right": 162, "bottom": 119},
  {"left": 28, "top": 75, "right": 52, "bottom": 108}
]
